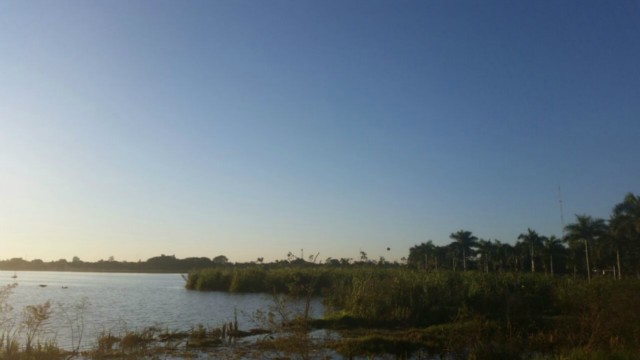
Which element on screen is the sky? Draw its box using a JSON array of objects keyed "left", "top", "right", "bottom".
[{"left": 1, "top": 1, "right": 639, "bottom": 263}]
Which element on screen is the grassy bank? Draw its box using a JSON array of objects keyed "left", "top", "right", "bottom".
[{"left": 186, "top": 266, "right": 640, "bottom": 358}]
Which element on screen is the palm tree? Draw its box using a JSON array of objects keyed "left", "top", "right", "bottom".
[
  {"left": 564, "top": 215, "right": 608, "bottom": 282},
  {"left": 609, "top": 193, "right": 640, "bottom": 279},
  {"left": 446, "top": 242, "right": 460, "bottom": 271},
  {"left": 517, "top": 228, "right": 542, "bottom": 273},
  {"left": 542, "top": 235, "right": 563, "bottom": 276},
  {"left": 408, "top": 241, "right": 436, "bottom": 270},
  {"left": 491, "top": 240, "right": 507, "bottom": 272},
  {"left": 494, "top": 241, "right": 517, "bottom": 272},
  {"left": 590, "top": 229, "right": 617, "bottom": 277},
  {"left": 449, "top": 230, "right": 478, "bottom": 271},
  {"left": 433, "top": 245, "right": 450, "bottom": 271},
  {"left": 476, "top": 239, "right": 496, "bottom": 273}
]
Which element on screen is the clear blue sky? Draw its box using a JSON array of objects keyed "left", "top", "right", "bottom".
[{"left": 1, "top": 1, "right": 639, "bottom": 263}]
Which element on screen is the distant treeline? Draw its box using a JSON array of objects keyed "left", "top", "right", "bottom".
[
  {"left": 0, "top": 254, "right": 232, "bottom": 273},
  {"left": 0, "top": 252, "right": 404, "bottom": 274}
]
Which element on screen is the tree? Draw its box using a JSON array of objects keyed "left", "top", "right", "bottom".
[
  {"left": 212, "top": 255, "right": 229, "bottom": 265},
  {"left": 492, "top": 240, "right": 515, "bottom": 272},
  {"left": 476, "top": 239, "right": 495, "bottom": 273},
  {"left": 564, "top": 215, "right": 608, "bottom": 282},
  {"left": 609, "top": 192, "right": 640, "bottom": 279},
  {"left": 542, "top": 235, "right": 563, "bottom": 276},
  {"left": 449, "top": 230, "right": 478, "bottom": 271},
  {"left": 518, "top": 228, "right": 542, "bottom": 273},
  {"left": 408, "top": 241, "right": 436, "bottom": 270}
]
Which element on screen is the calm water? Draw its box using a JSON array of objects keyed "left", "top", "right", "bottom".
[{"left": 0, "top": 271, "right": 322, "bottom": 350}]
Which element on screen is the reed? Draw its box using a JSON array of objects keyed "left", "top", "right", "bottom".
[{"left": 186, "top": 265, "right": 640, "bottom": 357}]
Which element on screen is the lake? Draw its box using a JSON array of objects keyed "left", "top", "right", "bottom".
[{"left": 0, "top": 271, "right": 323, "bottom": 350}]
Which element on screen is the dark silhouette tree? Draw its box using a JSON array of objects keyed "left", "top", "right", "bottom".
[
  {"left": 408, "top": 241, "right": 436, "bottom": 270},
  {"left": 609, "top": 192, "right": 640, "bottom": 279},
  {"left": 493, "top": 240, "right": 515, "bottom": 272},
  {"left": 449, "top": 230, "right": 478, "bottom": 271},
  {"left": 542, "top": 235, "right": 563, "bottom": 276},
  {"left": 518, "top": 228, "right": 542, "bottom": 273},
  {"left": 212, "top": 255, "right": 229, "bottom": 265},
  {"left": 564, "top": 215, "right": 608, "bottom": 282},
  {"left": 476, "top": 239, "right": 495, "bottom": 273}
]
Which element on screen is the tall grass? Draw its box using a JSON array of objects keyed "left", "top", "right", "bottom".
[
  {"left": 187, "top": 265, "right": 640, "bottom": 356},
  {"left": 185, "top": 266, "right": 335, "bottom": 294}
]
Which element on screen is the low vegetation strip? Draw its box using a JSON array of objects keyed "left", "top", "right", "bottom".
[
  {"left": 185, "top": 266, "right": 337, "bottom": 293},
  {"left": 186, "top": 266, "right": 640, "bottom": 358}
]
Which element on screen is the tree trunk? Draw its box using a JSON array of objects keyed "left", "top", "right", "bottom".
[
  {"left": 530, "top": 246, "right": 535, "bottom": 273},
  {"left": 585, "top": 239, "right": 591, "bottom": 283},
  {"left": 616, "top": 248, "right": 622, "bottom": 280},
  {"left": 550, "top": 255, "right": 554, "bottom": 276},
  {"left": 462, "top": 248, "right": 466, "bottom": 271}
]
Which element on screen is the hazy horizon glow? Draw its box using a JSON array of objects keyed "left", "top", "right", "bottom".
[{"left": 1, "top": 1, "right": 639, "bottom": 263}]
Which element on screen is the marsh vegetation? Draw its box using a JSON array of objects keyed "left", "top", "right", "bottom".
[{"left": 185, "top": 267, "right": 640, "bottom": 359}]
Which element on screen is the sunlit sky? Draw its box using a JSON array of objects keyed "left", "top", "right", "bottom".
[{"left": 1, "top": 1, "right": 639, "bottom": 263}]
